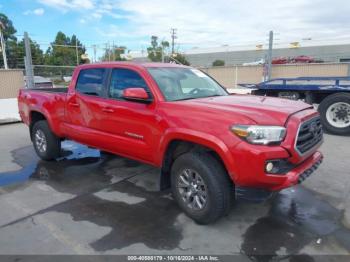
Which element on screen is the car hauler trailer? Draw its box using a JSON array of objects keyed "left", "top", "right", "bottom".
[{"left": 240, "top": 77, "right": 350, "bottom": 135}]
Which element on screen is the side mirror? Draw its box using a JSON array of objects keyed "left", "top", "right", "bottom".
[{"left": 122, "top": 87, "right": 153, "bottom": 104}]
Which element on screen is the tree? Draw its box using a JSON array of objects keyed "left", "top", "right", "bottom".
[
  {"left": 212, "top": 59, "right": 225, "bottom": 66},
  {"left": 44, "top": 31, "right": 86, "bottom": 66},
  {"left": 147, "top": 36, "right": 169, "bottom": 62},
  {"left": 0, "top": 13, "right": 17, "bottom": 41},
  {"left": 42, "top": 32, "right": 86, "bottom": 77},
  {"left": 101, "top": 45, "right": 127, "bottom": 61},
  {"left": 0, "top": 13, "right": 87, "bottom": 72},
  {"left": 4, "top": 40, "right": 21, "bottom": 68},
  {"left": 71, "top": 34, "right": 86, "bottom": 64},
  {"left": 171, "top": 53, "right": 190, "bottom": 65},
  {"left": 16, "top": 38, "right": 44, "bottom": 65},
  {"left": 146, "top": 35, "right": 190, "bottom": 65},
  {"left": 0, "top": 13, "right": 18, "bottom": 68}
]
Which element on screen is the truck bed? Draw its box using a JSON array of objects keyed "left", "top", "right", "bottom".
[{"left": 18, "top": 88, "right": 68, "bottom": 130}]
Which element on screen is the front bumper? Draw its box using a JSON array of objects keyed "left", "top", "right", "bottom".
[
  {"left": 228, "top": 135, "right": 323, "bottom": 189},
  {"left": 234, "top": 151, "right": 323, "bottom": 201},
  {"left": 268, "top": 151, "right": 323, "bottom": 191},
  {"left": 227, "top": 109, "right": 323, "bottom": 192}
]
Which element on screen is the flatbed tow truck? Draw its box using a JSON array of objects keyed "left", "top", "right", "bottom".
[{"left": 240, "top": 76, "right": 350, "bottom": 135}]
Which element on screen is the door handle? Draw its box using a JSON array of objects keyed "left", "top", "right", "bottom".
[
  {"left": 69, "top": 102, "right": 79, "bottom": 107},
  {"left": 102, "top": 107, "right": 114, "bottom": 113}
]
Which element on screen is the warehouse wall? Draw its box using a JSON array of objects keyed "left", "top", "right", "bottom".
[
  {"left": 201, "top": 63, "right": 350, "bottom": 88},
  {"left": 0, "top": 70, "right": 24, "bottom": 99},
  {"left": 186, "top": 44, "right": 350, "bottom": 66}
]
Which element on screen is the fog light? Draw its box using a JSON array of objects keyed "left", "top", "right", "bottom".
[
  {"left": 266, "top": 162, "right": 274, "bottom": 173},
  {"left": 265, "top": 159, "right": 295, "bottom": 175}
]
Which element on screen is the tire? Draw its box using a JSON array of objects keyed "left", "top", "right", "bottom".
[
  {"left": 32, "top": 120, "right": 61, "bottom": 160},
  {"left": 318, "top": 93, "right": 350, "bottom": 136},
  {"left": 170, "top": 151, "right": 233, "bottom": 224}
]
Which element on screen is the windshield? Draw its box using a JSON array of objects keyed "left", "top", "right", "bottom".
[{"left": 148, "top": 67, "right": 228, "bottom": 101}]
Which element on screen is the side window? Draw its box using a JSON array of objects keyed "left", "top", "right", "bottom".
[
  {"left": 76, "top": 68, "right": 106, "bottom": 96},
  {"left": 109, "top": 69, "right": 148, "bottom": 99}
]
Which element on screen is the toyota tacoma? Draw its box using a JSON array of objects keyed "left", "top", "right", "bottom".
[{"left": 18, "top": 62, "right": 323, "bottom": 224}]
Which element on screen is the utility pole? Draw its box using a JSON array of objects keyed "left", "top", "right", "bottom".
[
  {"left": 0, "top": 22, "right": 8, "bottom": 69},
  {"left": 108, "top": 42, "right": 111, "bottom": 61},
  {"left": 24, "top": 32, "right": 34, "bottom": 89},
  {"left": 104, "top": 43, "right": 108, "bottom": 61},
  {"left": 75, "top": 37, "right": 79, "bottom": 65},
  {"left": 161, "top": 38, "right": 165, "bottom": 63},
  {"left": 267, "top": 30, "right": 273, "bottom": 80},
  {"left": 112, "top": 41, "right": 115, "bottom": 61},
  {"left": 170, "top": 28, "right": 177, "bottom": 55},
  {"left": 92, "top": 45, "right": 97, "bottom": 63}
]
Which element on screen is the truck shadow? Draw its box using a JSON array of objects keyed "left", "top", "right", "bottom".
[
  {"left": 0, "top": 141, "right": 183, "bottom": 251},
  {"left": 43, "top": 180, "right": 182, "bottom": 251}
]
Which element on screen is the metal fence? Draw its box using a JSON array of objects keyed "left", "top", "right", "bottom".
[{"left": 33, "top": 65, "right": 75, "bottom": 87}]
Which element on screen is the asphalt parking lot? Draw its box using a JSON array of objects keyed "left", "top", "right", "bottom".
[{"left": 0, "top": 123, "right": 350, "bottom": 260}]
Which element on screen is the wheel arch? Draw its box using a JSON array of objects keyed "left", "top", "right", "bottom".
[
  {"left": 29, "top": 110, "right": 60, "bottom": 140},
  {"left": 158, "top": 130, "right": 235, "bottom": 190},
  {"left": 29, "top": 111, "right": 47, "bottom": 140}
]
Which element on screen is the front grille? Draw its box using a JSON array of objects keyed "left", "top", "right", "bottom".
[{"left": 295, "top": 116, "right": 323, "bottom": 155}]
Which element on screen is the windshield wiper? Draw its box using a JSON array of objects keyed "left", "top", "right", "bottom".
[
  {"left": 172, "top": 97, "right": 196, "bottom": 101},
  {"left": 207, "top": 94, "right": 223, "bottom": 98},
  {"left": 172, "top": 94, "right": 223, "bottom": 101}
]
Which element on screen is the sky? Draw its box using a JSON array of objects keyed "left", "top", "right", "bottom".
[{"left": 1, "top": 0, "right": 350, "bottom": 58}]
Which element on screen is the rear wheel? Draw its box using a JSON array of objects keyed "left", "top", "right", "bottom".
[
  {"left": 171, "top": 151, "right": 232, "bottom": 224},
  {"left": 32, "top": 120, "right": 61, "bottom": 160},
  {"left": 318, "top": 93, "right": 350, "bottom": 135}
]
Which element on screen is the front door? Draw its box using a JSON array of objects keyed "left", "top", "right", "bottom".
[{"left": 97, "top": 68, "right": 159, "bottom": 163}]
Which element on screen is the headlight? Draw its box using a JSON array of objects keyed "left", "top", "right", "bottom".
[{"left": 231, "top": 125, "right": 286, "bottom": 145}]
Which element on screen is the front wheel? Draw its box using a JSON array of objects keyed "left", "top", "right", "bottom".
[
  {"left": 318, "top": 93, "right": 350, "bottom": 135},
  {"left": 32, "top": 120, "right": 61, "bottom": 160},
  {"left": 171, "top": 151, "right": 233, "bottom": 224}
]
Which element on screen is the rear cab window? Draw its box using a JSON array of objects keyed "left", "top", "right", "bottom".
[{"left": 76, "top": 68, "right": 107, "bottom": 96}]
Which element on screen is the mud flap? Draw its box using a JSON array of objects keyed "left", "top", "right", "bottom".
[{"left": 159, "top": 169, "right": 171, "bottom": 191}]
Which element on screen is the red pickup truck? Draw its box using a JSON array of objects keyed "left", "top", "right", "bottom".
[{"left": 18, "top": 62, "right": 323, "bottom": 224}]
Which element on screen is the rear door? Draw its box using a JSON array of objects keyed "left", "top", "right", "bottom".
[{"left": 65, "top": 68, "right": 110, "bottom": 146}]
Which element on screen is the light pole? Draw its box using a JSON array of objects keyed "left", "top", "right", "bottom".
[
  {"left": 0, "top": 21, "right": 8, "bottom": 69},
  {"left": 24, "top": 32, "right": 34, "bottom": 89}
]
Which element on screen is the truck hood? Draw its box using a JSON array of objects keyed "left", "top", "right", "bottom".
[{"left": 178, "top": 95, "right": 312, "bottom": 125}]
